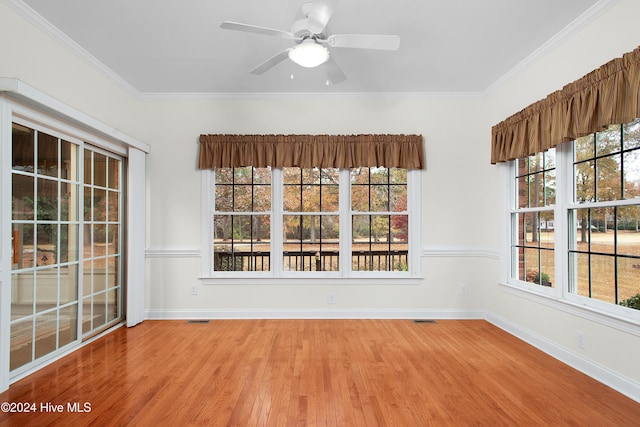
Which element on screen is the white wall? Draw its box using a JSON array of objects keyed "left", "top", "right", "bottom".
[
  {"left": 2, "top": 0, "right": 639, "bottom": 399},
  {"left": 138, "top": 94, "right": 495, "bottom": 316},
  {"left": 482, "top": 0, "right": 640, "bottom": 391}
]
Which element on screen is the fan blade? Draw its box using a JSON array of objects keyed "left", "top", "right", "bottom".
[
  {"left": 250, "top": 50, "right": 291, "bottom": 75},
  {"left": 323, "top": 57, "right": 346, "bottom": 84},
  {"left": 220, "top": 21, "right": 296, "bottom": 39},
  {"left": 306, "top": 0, "right": 338, "bottom": 34},
  {"left": 327, "top": 34, "right": 400, "bottom": 50}
]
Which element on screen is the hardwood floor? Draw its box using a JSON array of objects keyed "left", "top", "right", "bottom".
[{"left": 1, "top": 319, "right": 638, "bottom": 426}]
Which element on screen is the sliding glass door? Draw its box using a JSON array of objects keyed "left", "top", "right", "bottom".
[
  {"left": 82, "top": 148, "right": 123, "bottom": 336},
  {"left": 10, "top": 121, "right": 123, "bottom": 374}
]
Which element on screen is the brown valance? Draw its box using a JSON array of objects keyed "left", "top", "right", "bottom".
[
  {"left": 491, "top": 45, "right": 640, "bottom": 164},
  {"left": 198, "top": 134, "right": 424, "bottom": 169}
]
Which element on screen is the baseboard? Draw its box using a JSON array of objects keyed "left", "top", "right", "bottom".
[
  {"left": 144, "top": 308, "right": 485, "bottom": 320},
  {"left": 485, "top": 312, "right": 640, "bottom": 403}
]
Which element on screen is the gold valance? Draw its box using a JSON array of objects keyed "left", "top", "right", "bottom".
[
  {"left": 491, "top": 45, "right": 640, "bottom": 164},
  {"left": 198, "top": 134, "right": 424, "bottom": 169}
]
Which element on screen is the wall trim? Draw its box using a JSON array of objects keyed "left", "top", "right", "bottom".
[
  {"left": 145, "top": 245, "right": 500, "bottom": 259},
  {"left": 145, "top": 247, "right": 200, "bottom": 258},
  {"left": 486, "top": 312, "right": 640, "bottom": 403},
  {"left": 145, "top": 308, "right": 484, "bottom": 321},
  {"left": 421, "top": 246, "right": 500, "bottom": 259}
]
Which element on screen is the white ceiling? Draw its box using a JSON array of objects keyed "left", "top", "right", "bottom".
[{"left": 15, "top": 0, "right": 605, "bottom": 95}]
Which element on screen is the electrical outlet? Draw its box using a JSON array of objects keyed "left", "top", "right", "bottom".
[
  {"left": 191, "top": 283, "right": 198, "bottom": 295},
  {"left": 460, "top": 283, "right": 469, "bottom": 295},
  {"left": 577, "top": 331, "right": 585, "bottom": 349},
  {"left": 327, "top": 293, "right": 335, "bottom": 305}
]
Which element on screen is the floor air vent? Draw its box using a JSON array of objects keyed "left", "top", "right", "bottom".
[
  {"left": 412, "top": 319, "right": 437, "bottom": 324},
  {"left": 186, "top": 320, "right": 211, "bottom": 324}
]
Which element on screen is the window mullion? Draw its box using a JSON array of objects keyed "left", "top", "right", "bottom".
[
  {"left": 271, "top": 168, "right": 283, "bottom": 277},
  {"left": 340, "top": 169, "right": 351, "bottom": 277},
  {"left": 556, "top": 142, "right": 572, "bottom": 299}
]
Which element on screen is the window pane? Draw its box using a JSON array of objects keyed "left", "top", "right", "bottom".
[
  {"left": 35, "top": 267, "right": 57, "bottom": 313},
  {"left": 84, "top": 150, "right": 92, "bottom": 185},
  {"left": 107, "top": 256, "right": 120, "bottom": 288},
  {"left": 544, "top": 170, "right": 556, "bottom": 205},
  {"left": 213, "top": 214, "right": 270, "bottom": 272},
  {"left": 233, "top": 185, "right": 253, "bottom": 211},
  {"left": 60, "top": 264, "right": 78, "bottom": 305},
  {"left": 93, "top": 188, "right": 107, "bottom": 221},
  {"left": 108, "top": 190, "right": 119, "bottom": 221},
  {"left": 591, "top": 208, "right": 615, "bottom": 252},
  {"left": 106, "top": 289, "right": 118, "bottom": 322},
  {"left": 389, "top": 185, "right": 407, "bottom": 212},
  {"left": 107, "top": 157, "right": 120, "bottom": 189},
  {"left": 60, "top": 182, "right": 78, "bottom": 222},
  {"left": 215, "top": 184, "right": 233, "bottom": 212},
  {"left": 618, "top": 257, "right": 640, "bottom": 302},
  {"left": 59, "top": 304, "right": 78, "bottom": 347},
  {"left": 234, "top": 167, "right": 253, "bottom": 184},
  {"left": 369, "top": 167, "right": 388, "bottom": 184},
  {"left": 12, "top": 174, "right": 34, "bottom": 220},
  {"left": 59, "top": 224, "right": 79, "bottom": 263},
  {"left": 574, "top": 160, "right": 595, "bottom": 203},
  {"left": 93, "top": 153, "right": 107, "bottom": 187},
  {"left": 575, "top": 134, "right": 594, "bottom": 162},
  {"left": 37, "top": 224, "right": 57, "bottom": 266},
  {"left": 623, "top": 149, "right": 640, "bottom": 199},
  {"left": 12, "top": 224, "right": 34, "bottom": 270},
  {"left": 617, "top": 206, "right": 640, "bottom": 255},
  {"left": 11, "top": 271, "right": 34, "bottom": 318},
  {"left": 389, "top": 168, "right": 407, "bottom": 184},
  {"left": 623, "top": 119, "right": 640, "bottom": 149},
  {"left": 590, "top": 255, "right": 616, "bottom": 304},
  {"left": 596, "top": 124, "right": 621, "bottom": 157},
  {"left": 37, "top": 133, "right": 58, "bottom": 177},
  {"left": 596, "top": 155, "right": 622, "bottom": 201},
  {"left": 37, "top": 178, "right": 58, "bottom": 220},
  {"left": 517, "top": 175, "right": 529, "bottom": 209},
  {"left": 215, "top": 168, "right": 233, "bottom": 184},
  {"left": 61, "top": 140, "right": 77, "bottom": 181},
  {"left": 283, "top": 185, "right": 301, "bottom": 211},
  {"left": 351, "top": 184, "right": 370, "bottom": 211},
  {"left": 320, "top": 184, "right": 339, "bottom": 212},
  {"left": 10, "top": 318, "right": 34, "bottom": 370},
  {"left": 13, "top": 123, "right": 34, "bottom": 171}
]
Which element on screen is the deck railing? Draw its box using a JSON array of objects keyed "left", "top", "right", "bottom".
[{"left": 213, "top": 250, "right": 409, "bottom": 272}]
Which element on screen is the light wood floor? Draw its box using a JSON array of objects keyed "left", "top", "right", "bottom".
[{"left": 1, "top": 319, "right": 638, "bottom": 426}]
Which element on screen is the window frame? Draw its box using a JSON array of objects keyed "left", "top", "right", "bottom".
[
  {"left": 200, "top": 168, "right": 422, "bottom": 284},
  {"left": 504, "top": 126, "right": 640, "bottom": 326}
]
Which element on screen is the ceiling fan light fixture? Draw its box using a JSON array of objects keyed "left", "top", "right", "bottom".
[{"left": 288, "top": 39, "right": 329, "bottom": 68}]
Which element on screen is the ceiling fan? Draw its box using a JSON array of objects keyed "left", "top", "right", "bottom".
[{"left": 220, "top": 0, "right": 400, "bottom": 84}]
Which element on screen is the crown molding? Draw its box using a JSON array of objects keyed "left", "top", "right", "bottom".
[
  {"left": 1, "top": 0, "right": 142, "bottom": 98},
  {"left": 2, "top": 0, "right": 622, "bottom": 101},
  {"left": 482, "top": 0, "right": 621, "bottom": 96}
]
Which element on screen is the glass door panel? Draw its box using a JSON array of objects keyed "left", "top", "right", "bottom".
[
  {"left": 10, "top": 124, "right": 80, "bottom": 373},
  {"left": 81, "top": 148, "right": 123, "bottom": 337}
]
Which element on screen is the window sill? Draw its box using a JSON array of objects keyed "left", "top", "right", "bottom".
[
  {"left": 199, "top": 276, "right": 424, "bottom": 286},
  {"left": 498, "top": 281, "right": 640, "bottom": 335}
]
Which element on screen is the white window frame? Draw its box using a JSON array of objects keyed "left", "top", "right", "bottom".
[
  {"left": 503, "top": 135, "right": 640, "bottom": 326},
  {"left": 200, "top": 168, "right": 422, "bottom": 285}
]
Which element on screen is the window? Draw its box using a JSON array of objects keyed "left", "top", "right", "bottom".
[
  {"left": 10, "top": 120, "right": 124, "bottom": 374},
  {"left": 509, "top": 119, "right": 640, "bottom": 316},
  {"left": 206, "top": 167, "right": 419, "bottom": 279},
  {"left": 568, "top": 122, "right": 640, "bottom": 307},
  {"left": 511, "top": 149, "right": 556, "bottom": 288}
]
